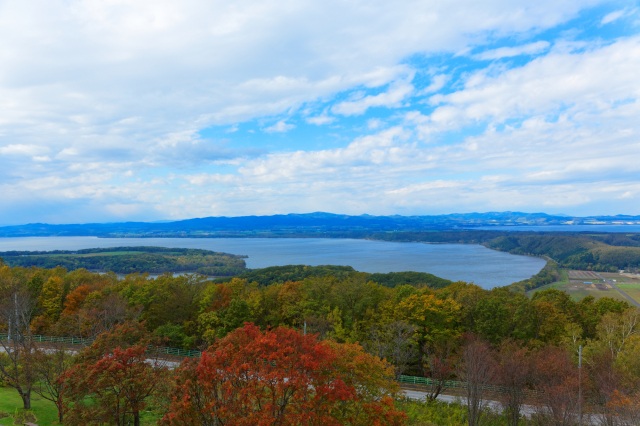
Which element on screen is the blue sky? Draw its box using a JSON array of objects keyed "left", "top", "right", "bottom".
[{"left": 0, "top": 0, "right": 639, "bottom": 224}]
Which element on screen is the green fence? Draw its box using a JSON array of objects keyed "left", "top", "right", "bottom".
[
  {"left": 0, "top": 333, "right": 202, "bottom": 358},
  {"left": 150, "top": 346, "right": 202, "bottom": 358},
  {"left": 1, "top": 334, "right": 538, "bottom": 396},
  {"left": 398, "top": 374, "right": 540, "bottom": 397},
  {"left": 398, "top": 375, "right": 462, "bottom": 388}
]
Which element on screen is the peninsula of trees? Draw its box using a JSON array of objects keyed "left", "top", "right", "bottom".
[{"left": 0, "top": 247, "right": 247, "bottom": 276}]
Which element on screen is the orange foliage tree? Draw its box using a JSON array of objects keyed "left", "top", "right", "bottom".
[
  {"left": 607, "top": 390, "right": 640, "bottom": 425},
  {"left": 161, "top": 323, "right": 405, "bottom": 426}
]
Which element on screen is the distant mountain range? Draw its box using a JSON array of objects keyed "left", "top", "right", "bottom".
[{"left": 1, "top": 212, "right": 639, "bottom": 237}]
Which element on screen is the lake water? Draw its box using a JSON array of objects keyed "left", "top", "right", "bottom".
[{"left": 0, "top": 237, "right": 546, "bottom": 289}]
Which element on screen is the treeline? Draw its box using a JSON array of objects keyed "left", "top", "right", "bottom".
[
  {"left": 0, "top": 261, "right": 632, "bottom": 360},
  {"left": 222, "top": 264, "right": 452, "bottom": 289},
  {"left": 508, "top": 260, "right": 562, "bottom": 292},
  {"left": 485, "top": 234, "right": 640, "bottom": 272},
  {"left": 0, "top": 247, "right": 247, "bottom": 276},
  {"left": 1, "top": 262, "right": 639, "bottom": 424}
]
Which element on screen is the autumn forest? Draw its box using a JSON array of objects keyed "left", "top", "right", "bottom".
[{"left": 1, "top": 258, "right": 639, "bottom": 425}]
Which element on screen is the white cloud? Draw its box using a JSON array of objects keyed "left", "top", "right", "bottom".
[
  {"left": 420, "top": 74, "right": 449, "bottom": 95},
  {"left": 367, "top": 119, "right": 384, "bottom": 130},
  {"left": 0, "top": 144, "right": 47, "bottom": 156},
  {"left": 426, "top": 36, "right": 640, "bottom": 131},
  {"left": 306, "top": 114, "right": 335, "bottom": 125},
  {"left": 601, "top": 8, "right": 635, "bottom": 25},
  {"left": 236, "top": 127, "right": 419, "bottom": 182},
  {"left": 474, "top": 41, "right": 550, "bottom": 60},
  {"left": 332, "top": 80, "right": 415, "bottom": 116},
  {"left": 264, "top": 120, "right": 295, "bottom": 133}
]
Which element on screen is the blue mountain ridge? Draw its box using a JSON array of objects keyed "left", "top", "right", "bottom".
[{"left": 0, "top": 212, "right": 639, "bottom": 237}]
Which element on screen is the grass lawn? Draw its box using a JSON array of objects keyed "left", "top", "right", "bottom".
[
  {"left": 0, "top": 386, "right": 59, "bottom": 425},
  {"left": 600, "top": 272, "right": 640, "bottom": 304},
  {"left": 0, "top": 386, "right": 165, "bottom": 425},
  {"left": 616, "top": 283, "right": 640, "bottom": 304}
]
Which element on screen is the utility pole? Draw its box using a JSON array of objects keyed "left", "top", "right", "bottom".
[
  {"left": 578, "top": 345, "right": 582, "bottom": 426},
  {"left": 14, "top": 293, "right": 18, "bottom": 338}
]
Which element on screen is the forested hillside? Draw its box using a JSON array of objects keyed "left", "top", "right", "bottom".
[
  {"left": 1, "top": 262, "right": 639, "bottom": 424},
  {"left": 484, "top": 233, "right": 640, "bottom": 272},
  {"left": 369, "top": 231, "right": 640, "bottom": 273}
]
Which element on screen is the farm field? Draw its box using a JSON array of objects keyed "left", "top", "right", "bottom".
[
  {"left": 600, "top": 272, "right": 640, "bottom": 305},
  {"left": 531, "top": 281, "right": 628, "bottom": 302},
  {"left": 529, "top": 270, "right": 640, "bottom": 303},
  {"left": 616, "top": 283, "right": 640, "bottom": 303}
]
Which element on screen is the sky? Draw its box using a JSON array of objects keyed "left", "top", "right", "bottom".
[{"left": 1, "top": 0, "right": 639, "bottom": 225}]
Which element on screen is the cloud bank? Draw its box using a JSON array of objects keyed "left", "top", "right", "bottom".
[{"left": 0, "top": 0, "right": 638, "bottom": 224}]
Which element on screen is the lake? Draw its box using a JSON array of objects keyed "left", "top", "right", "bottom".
[{"left": 0, "top": 237, "right": 546, "bottom": 289}]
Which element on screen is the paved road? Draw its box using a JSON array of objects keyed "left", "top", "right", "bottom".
[
  {"left": 402, "top": 389, "right": 536, "bottom": 418},
  {"left": 402, "top": 389, "right": 603, "bottom": 425},
  {"left": 0, "top": 344, "right": 181, "bottom": 369},
  {"left": 594, "top": 272, "right": 640, "bottom": 308}
]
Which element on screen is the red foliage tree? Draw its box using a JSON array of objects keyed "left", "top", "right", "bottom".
[
  {"left": 458, "top": 334, "right": 496, "bottom": 426},
  {"left": 161, "top": 323, "right": 405, "bottom": 426},
  {"left": 61, "top": 322, "right": 169, "bottom": 426},
  {"left": 62, "top": 345, "right": 169, "bottom": 426},
  {"left": 531, "top": 346, "right": 581, "bottom": 426},
  {"left": 495, "top": 341, "right": 532, "bottom": 426},
  {"left": 422, "top": 337, "right": 459, "bottom": 402}
]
